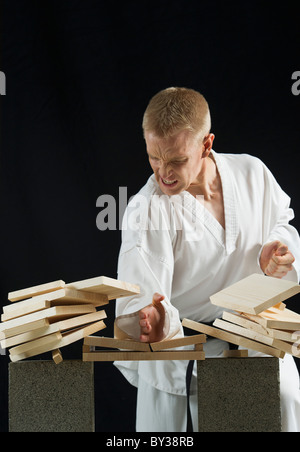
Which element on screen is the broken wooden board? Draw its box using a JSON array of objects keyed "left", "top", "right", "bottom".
[
  {"left": 213, "top": 319, "right": 299, "bottom": 357},
  {"left": 82, "top": 349, "right": 205, "bottom": 362},
  {"left": 0, "top": 305, "right": 96, "bottom": 333},
  {"left": 263, "top": 306, "right": 300, "bottom": 319},
  {"left": 8, "top": 280, "right": 66, "bottom": 302},
  {"left": 150, "top": 334, "right": 206, "bottom": 351},
  {"left": 182, "top": 318, "right": 285, "bottom": 359},
  {"left": 214, "top": 318, "right": 275, "bottom": 347},
  {"left": 83, "top": 333, "right": 206, "bottom": 362},
  {"left": 223, "top": 311, "right": 272, "bottom": 336},
  {"left": 66, "top": 276, "right": 140, "bottom": 300},
  {"left": 1, "top": 311, "right": 107, "bottom": 349},
  {"left": 10, "top": 320, "right": 106, "bottom": 362},
  {"left": 84, "top": 336, "right": 151, "bottom": 351},
  {"left": 244, "top": 310, "right": 300, "bottom": 331},
  {"left": 224, "top": 311, "right": 299, "bottom": 342},
  {"left": 264, "top": 328, "right": 300, "bottom": 342},
  {"left": 210, "top": 274, "right": 300, "bottom": 315},
  {"left": 84, "top": 334, "right": 206, "bottom": 353}
]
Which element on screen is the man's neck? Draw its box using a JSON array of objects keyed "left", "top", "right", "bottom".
[{"left": 187, "top": 156, "right": 220, "bottom": 200}]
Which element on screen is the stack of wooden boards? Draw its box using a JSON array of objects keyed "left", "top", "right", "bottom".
[
  {"left": 82, "top": 334, "right": 206, "bottom": 362},
  {"left": 183, "top": 274, "right": 300, "bottom": 359},
  {"left": 0, "top": 276, "right": 140, "bottom": 363}
]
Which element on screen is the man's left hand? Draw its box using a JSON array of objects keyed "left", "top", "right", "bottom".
[{"left": 260, "top": 240, "right": 295, "bottom": 278}]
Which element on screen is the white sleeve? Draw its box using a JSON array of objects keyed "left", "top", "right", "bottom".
[
  {"left": 115, "top": 247, "right": 183, "bottom": 340},
  {"left": 261, "top": 163, "right": 300, "bottom": 282},
  {"left": 115, "top": 228, "right": 183, "bottom": 342}
]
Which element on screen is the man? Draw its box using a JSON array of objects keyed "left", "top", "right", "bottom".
[{"left": 114, "top": 87, "right": 300, "bottom": 432}]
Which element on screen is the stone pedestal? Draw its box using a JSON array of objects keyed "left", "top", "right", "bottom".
[
  {"left": 197, "top": 357, "right": 281, "bottom": 432},
  {"left": 9, "top": 360, "right": 94, "bottom": 432}
]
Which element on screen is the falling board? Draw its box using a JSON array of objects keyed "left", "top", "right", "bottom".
[
  {"left": 66, "top": 276, "right": 140, "bottom": 300},
  {"left": 7, "top": 276, "right": 140, "bottom": 303},
  {"left": 2, "top": 289, "right": 108, "bottom": 322},
  {"left": 9, "top": 320, "right": 106, "bottom": 362},
  {"left": 210, "top": 273, "right": 300, "bottom": 315},
  {"left": 221, "top": 311, "right": 297, "bottom": 342},
  {"left": 0, "top": 305, "right": 96, "bottom": 333},
  {"left": 213, "top": 318, "right": 299, "bottom": 357},
  {"left": 8, "top": 280, "right": 66, "bottom": 302},
  {"left": 1, "top": 311, "right": 107, "bottom": 349},
  {"left": 182, "top": 318, "right": 285, "bottom": 359}
]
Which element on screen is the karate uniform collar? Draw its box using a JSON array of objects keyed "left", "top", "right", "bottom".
[
  {"left": 175, "top": 149, "right": 239, "bottom": 256},
  {"left": 210, "top": 150, "right": 239, "bottom": 255}
]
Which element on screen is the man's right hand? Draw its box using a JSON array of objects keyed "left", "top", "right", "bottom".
[{"left": 139, "top": 293, "right": 166, "bottom": 343}]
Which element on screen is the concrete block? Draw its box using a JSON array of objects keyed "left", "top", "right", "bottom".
[
  {"left": 197, "top": 357, "right": 281, "bottom": 432},
  {"left": 9, "top": 360, "right": 94, "bottom": 432}
]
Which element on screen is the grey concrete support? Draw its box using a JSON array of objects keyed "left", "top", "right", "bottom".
[
  {"left": 197, "top": 357, "right": 281, "bottom": 432},
  {"left": 9, "top": 360, "right": 95, "bottom": 432}
]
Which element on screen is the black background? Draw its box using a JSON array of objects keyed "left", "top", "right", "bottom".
[{"left": 0, "top": 0, "right": 300, "bottom": 432}]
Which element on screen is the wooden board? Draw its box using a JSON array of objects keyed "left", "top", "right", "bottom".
[
  {"left": 213, "top": 318, "right": 298, "bottom": 356},
  {"left": 210, "top": 274, "right": 300, "bottom": 315},
  {"left": 224, "top": 311, "right": 297, "bottom": 342},
  {"left": 252, "top": 317, "right": 300, "bottom": 331},
  {"left": 83, "top": 334, "right": 206, "bottom": 352},
  {"left": 10, "top": 320, "right": 106, "bottom": 362},
  {"left": 182, "top": 318, "right": 285, "bottom": 358},
  {"left": 245, "top": 310, "right": 300, "bottom": 331},
  {"left": 0, "top": 319, "right": 50, "bottom": 341},
  {"left": 66, "top": 276, "right": 140, "bottom": 300},
  {"left": 150, "top": 334, "right": 206, "bottom": 351},
  {"left": 2, "top": 289, "right": 108, "bottom": 322},
  {"left": 7, "top": 276, "right": 140, "bottom": 304},
  {"left": 0, "top": 305, "right": 96, "bottom": 333},
  {"left": 82, "top": 350, "right": 205, "bottom": 362},
  {"left": 262, "top": 306, "right": 300, "bottom": 319},
  {"left": 1, "top": 311, "right": 107, "bottom": 349},
  {"left": 213, "top": 318, "right": 275, "bottom": 347},
  {"left": 84, "top": 336, "right": 151, "bottom": 351},
  {"left": 2, "top": 298, "right": 52, "bottom": 321},
  {"left": 8, "top": 280, "right": 66, "bottom": 302},
  {"left": 223, "top": 311, "right": 271, "bottom": 336},
  {"left": 10, "top": 332, "right": 63, "bottom": 356},
  {"left": 264, "top": 328, "right": 299, "bottom": 342}
]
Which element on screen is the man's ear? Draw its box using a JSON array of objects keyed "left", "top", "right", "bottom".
[{"left": 202, "top": 133, "right": 215, "bottom": 157}]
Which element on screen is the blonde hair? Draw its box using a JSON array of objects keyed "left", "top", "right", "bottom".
[{"left": 142, "top": 87, "right": 211, "bottom": 140}]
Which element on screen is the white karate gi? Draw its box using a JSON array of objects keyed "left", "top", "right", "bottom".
[{"left": 114, "top": 151, "right": 300, "bottom": 432}]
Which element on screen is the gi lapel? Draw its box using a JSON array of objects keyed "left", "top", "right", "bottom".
[{"left": 212, "top": 151, "right": 239, "bottom": 255}]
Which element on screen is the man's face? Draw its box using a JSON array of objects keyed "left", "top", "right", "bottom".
[{"left": 145, "top": 129, "right": 213, "bottom": 195}]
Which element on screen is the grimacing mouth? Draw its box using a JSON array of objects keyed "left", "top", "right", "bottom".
[{"left": 162, "top": 178, "right": 178, "bottom": 185}]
